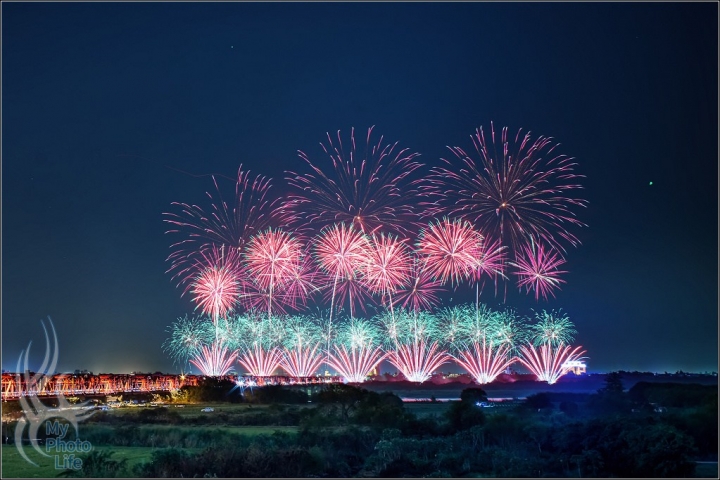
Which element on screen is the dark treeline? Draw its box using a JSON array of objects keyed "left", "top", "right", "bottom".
[{"left": 41, "top": 374, "right": 718, "bottom": 477}]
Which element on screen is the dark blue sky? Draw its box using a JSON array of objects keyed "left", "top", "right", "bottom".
[{"left": 3, "top": 2, "right": 717, "bottom": 374}]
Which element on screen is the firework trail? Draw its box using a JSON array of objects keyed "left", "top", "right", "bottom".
[
  {"left": 511, "top": 238, "right": 567, "bottom": 301},
  {"left": 164, "top": 167, "right": 278, "bottom": 287},
  {"left": 517, "top": 343, "right": 586, "bottom": 384},
  {"left": 393, "top": 257, "right": 445, "bottom": 313},
  {"left": 283, "top": 126, "right": 424, "bottom": 237},
  {"left": 416, "top": 218, "right": 482, "bottom": 287},
  {"left": 328, "top": 318, "right": 387, "bottom": 383},
  {"left": 189, "top": 245, "right": 242, "bottom": 342},
  {"left": 426, "top": 123, "right": 587, "bottom": 254},
  {"left": 189, "top": 341, "right": 238, "bottom": 376},
  {"left": 529, "top": 309, "right": 577, "bottom": 347}
]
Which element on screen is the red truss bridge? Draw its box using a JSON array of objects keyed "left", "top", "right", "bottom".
[{"left": 1, "top": 372, "right": 343, "bottom": 400}]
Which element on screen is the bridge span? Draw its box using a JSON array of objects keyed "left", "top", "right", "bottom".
[{"left": 1, "top": 372, "right": 342, "bottom": 400}]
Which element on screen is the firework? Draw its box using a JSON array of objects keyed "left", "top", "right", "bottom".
[
  {"left": 283, "top": 126, "right": 424, "bottom": 236},
  {"left": 237, "top": 344, "right": 283, "bottom": 377},
  {"left": 452, "top": 337, "right": 515, "bottom": 384},
  {"left": 517, "top": 343, "right": 586, "bottom": 384},
  {"left": 314, "top": 223, "right": 371, "bottom": 317},
  {"left": 530, "top": 309, "right": 577, "bottom": 346},
  {"left": 487, "top": 308, "right": 528, "bottom": 355},
  {"left": 471, "top": 236, "right": 508, "bottom": 285},
  {"left": 189, "top": 246, "right": 242, "bottom": 341},
  {"left": 189, "top": 341, "right": 238, "bottom": 377},
  {"left": 244, "top": 229, "right": 303, "bottom": 318},
  {"left": 164, "top": 167, "right": 278, "bottom": 287},
  {"left": 361, "top": 234, "right": 411, "bottom": 307},
  {"left": 511, "top": 239, "right": 567, "bottom": 301},
  {"left": 377, "top": 310, "right": 448, "bottom": 382},
  {"left": 233, "top": 312, "right": 285, "bottom": 376},
  {"left": 387, "top": 339, "right": 449, "bottom": 383},
  {"left": 162, "top": 315, "right": 214, "bottom": 367},
  {"left": 328, "top": 317, "right": 386, "bottom": 382},
  {"left": 278, "top": 248, "right": 322, "bottom": 311},
  {"left": 427, "top": 123, "right": 587, "bottom": 254},
  {"left": 328, "top": 345, "right": 387, "bottom": 383},
  {"left": 393, "top": 257, "right": 445, "bottom": 313},
  {"left": 279, "top": 316, "right": 324, "bottom": 378},
  {"left": 417, "top": 218, "right": 482, "bottom": 287}
]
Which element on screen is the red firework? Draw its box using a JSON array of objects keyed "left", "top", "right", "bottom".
[
  {"left": 392, "top": 257, "right": 444, "bottom": 313},
  {"left": 517, "top": 343, "right": 586, "bottom": 384},
  {"left": 416, "top": 218, "right": 483, "bottom": 287},
  {"left": 427, "top": 123, "right": 587, "bottom": 254},
  {"left": 512, "top": 239, "right": 567, "bottom": 301},
  {"left": 164, "top": 167, "right": 278, "bottom": 288},
  {"left": 283, "top": 126, "right": 424, "bottom": 236},
  {"left": 361, "top": 234, "right": 412, "bottom": 304}
]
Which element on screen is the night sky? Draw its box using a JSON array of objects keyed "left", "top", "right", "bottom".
[{"left": 3, "top": 2, "right": 717, "bottom": 375}]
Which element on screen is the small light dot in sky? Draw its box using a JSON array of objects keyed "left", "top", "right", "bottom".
[
  {"left": 231, "top": 46, "right": 234, "bottom": 49},
  {"left": 649, "top": 181, "right": 653, "bottom": 185}
]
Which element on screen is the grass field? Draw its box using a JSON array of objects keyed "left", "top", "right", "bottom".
[{"left": 1, "top": 445, "right": 159, "bottom": 478}]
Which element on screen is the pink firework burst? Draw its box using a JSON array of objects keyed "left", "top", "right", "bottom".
[
  {"left": 517, "top": 343, "right": 586, "bottom": 384},
  {"left": 387, "top": 339, "right": 449, "bottom": 383},
  {"left": 237, "top": 344, "right": 283, "bottom": 377},
  {"left": 164, "top": 167, "right": 278, "bottom": 288},
  {"left": 328, "top": 345, "right": 387, "bottom": 383},
  {"left": 361, "top": 234, "right": 412, "bottom": 304},
  {"left": 452, "top": 338, "right": 515, "bottom": 384},
  {"left": 393, "top": 258, "right": 445, "bottom": 313},
  {"left": 189, "top": 341, "right": 238, "bottom": 377},
  {"left": 512, "top": 239, "right": 567, "bottom": 301},
  {"left": 314, "top": 223, "right": 369, "bottom": 279},
  {"left": 314, "top": 223, "right": 371, "bottom": 318},
  {"left": 426, "top": 123, "right": 587, "bottom": 254},
  {"left": 189, "top": 247, "right": 242, "bottom": 341},
  {"left": 283, "top": 126, "right": 424, "bottom": 236},
  {"left": 416, "top": 218, "right": 482, "bottom": 287}
]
